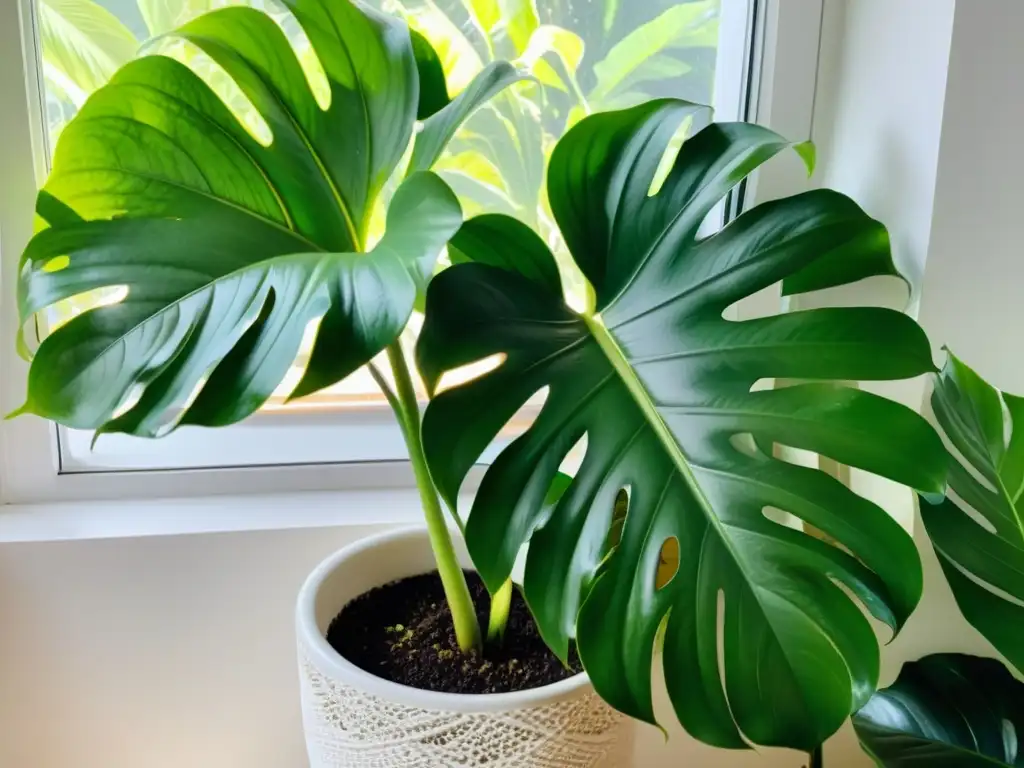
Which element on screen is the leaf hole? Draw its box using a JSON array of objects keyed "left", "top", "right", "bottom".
[
  {"left": 748, "top": 377, "right": 777, "bottom": 394},
  {"left": 729, "top": 432, "right": 771, "bottom": 460},
  {"left": 497, "top": 385, "right": 549, "bottom": 441},
  {"left": 277, "top": 314, "right": 326, "bottom": 402},
  {"left": 647, "top": 115, "right": 694, "bottom": 197},
  {"left": 558, "top": 433, "right": 587, "bottom": 476},
  {"left": 761, "top": 505, "right": 802, "bottom": 530},
  {"left": 599, "top": 486, "right": 630, "bottom": 558},
  {"left": 110, "top": 383, "right": 146, "bottom": 421},
  {"left": 268, "top": 3, "right": 332, "bottom": 111},
  {"left": 35, "top": 285, "right": 127, "bottom": 348},
  {"left": 435, "top": 353, "right": 507, "bottom": 395},
  {"left": 655, "top": 536, "right": 679, "bottom": 590},
  {"left": 721, "top": 284, "right": 786, "bottom": 322}
]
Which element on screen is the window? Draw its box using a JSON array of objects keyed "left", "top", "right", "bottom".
[{"left": 0, "top": 0, "right": 820, "bottom": 502}]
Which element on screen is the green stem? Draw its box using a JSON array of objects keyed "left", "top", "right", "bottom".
[
  {"left": 807, "top": 745, "right": 823, "bottom": 768},
  {"left": 487, "top": 579, "right": 514, "bottom": 644},
  {"left": 386, "top": 343, "right": 482, "bottom": 653},
  {"left": 368, "top": 362, "right": 402, "bottom": 421}
]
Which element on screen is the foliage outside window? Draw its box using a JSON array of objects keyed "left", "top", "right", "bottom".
[{"left": 36, "top": 0, "right": 722, "bottom": 410}]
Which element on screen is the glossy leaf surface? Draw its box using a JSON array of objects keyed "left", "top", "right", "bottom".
[
  {"left": 417, "top": 100, "right": 945, "bottom": 751},
  {"left": 923, "top": 354, "right": 1024, "bottom": 673},
  {"left": 18, "top": 0, "right": 520, "bottom": 435},
  {"left": 854, "top": 654, "right": 1024, "bottom": 767}
]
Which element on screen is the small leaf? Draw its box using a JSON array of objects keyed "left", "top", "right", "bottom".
[
  {"left": 921, "top": 353, "right": 1024, "bottom": 674},
  {"left": 854, "top": 654, "right": 1024, "bottom": 767}
]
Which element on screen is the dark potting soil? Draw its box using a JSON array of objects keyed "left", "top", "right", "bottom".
[{"left": 326, "top": 570, "right": 582, "bottom": 694}]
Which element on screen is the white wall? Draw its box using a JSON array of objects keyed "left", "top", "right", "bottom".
[
  {"left": 815, "top": 0, "right": 955, "bottom": 296},
  {"left": 809, "top": 0, "right": 1019, "bottom": 675},
  {"left": 917, "top": 0, "right": 1024, "bottom": 391}
]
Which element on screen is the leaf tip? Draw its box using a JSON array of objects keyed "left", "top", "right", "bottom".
[
  {"left": 5, "top": 403, "right": 31, "bottom": 421},
  {"left": 794, "top": 141, "right": 817, "bottom": 176}
]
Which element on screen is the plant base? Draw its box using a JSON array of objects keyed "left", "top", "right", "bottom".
[
  {"left": 296, "top": 527, "right": 632, "bottom": 767},
  {"left": 326, "top": 569, "right": 581, "bottom": 694}
]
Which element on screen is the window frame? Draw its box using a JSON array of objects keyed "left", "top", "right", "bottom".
[{"left": 0, "top": 0, "right": 823, "bottom": 505}]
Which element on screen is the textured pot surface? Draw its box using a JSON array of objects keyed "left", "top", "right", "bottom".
[{"left": 296, "top": 527, "right": 632, "bottom": 767}]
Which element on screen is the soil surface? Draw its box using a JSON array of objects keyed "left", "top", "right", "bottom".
[{"left": 327, "top": 570, "right": 582, "bottom": 694}]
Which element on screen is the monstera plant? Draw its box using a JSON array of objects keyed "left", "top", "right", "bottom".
[
  {"left": 17, "top": 0, "right": 985, "bottom": 760},
  {"left": 416, "top": 98, "right": 948, "bottom": 752},
  {"left": 16, "top": 0, "right": 523, "bottom": 652},
  {"left": 853, "top": 354, "right": 1024, "bottom": 767}
]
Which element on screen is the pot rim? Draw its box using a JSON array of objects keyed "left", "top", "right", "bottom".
[{"left": 297, "top": 526, "right": 595, "bottom": 713}]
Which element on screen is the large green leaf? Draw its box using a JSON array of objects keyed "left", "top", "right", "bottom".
[
  {"left": 416, "top": 100, "right": 946, "bottom": 751},
  {"left": 15, "top": 0, "right": 520, "bottom": 434},
  {"left": 38, "top": 0, "right": 139, "bottom": 103},
  {"left": 853, "top": 654, "right": 1024, "bottom": 767},
  {"left": 922, "top": 354, "right": 1024, "bottom": 673}
]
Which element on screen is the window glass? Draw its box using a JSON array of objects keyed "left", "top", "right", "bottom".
[{"left": 34, "top": 0, "right": 734, "bottom": 470}]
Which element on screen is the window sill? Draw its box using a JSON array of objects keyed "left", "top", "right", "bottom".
[{"left": 0, "top": 487, "right": 446, "bottom": 543}]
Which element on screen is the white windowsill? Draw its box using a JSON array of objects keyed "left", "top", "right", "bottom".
[{"left": 0, "top": 487, "right": 443, "bottom": 543}]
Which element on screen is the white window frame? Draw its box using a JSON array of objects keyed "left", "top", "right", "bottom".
[{"left": 0, "top": 0, "right": 823, "bottom": 506}]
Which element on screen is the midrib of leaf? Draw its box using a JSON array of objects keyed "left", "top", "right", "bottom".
[
  {"left": 182, "top": 15, "right": 367, "bottom": 251},
  {"left": 599, "top": 145, "right": 759, "bottom": 320},
  {"left": 583, "top": 312, "right": 817, "bottom": 687},
  {"left": 108, "top": 80, "right": 298, "bottom": 233},
  {"left": 315, "top": 9, "right": 374, "bottom": 249}
]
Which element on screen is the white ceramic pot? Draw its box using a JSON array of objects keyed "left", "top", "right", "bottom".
[{"left": 296, "top": 527, "right": 632, "bottom": 767}]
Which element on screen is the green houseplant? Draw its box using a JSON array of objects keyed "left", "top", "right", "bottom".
[
  {"left": 16, "top": 0, "right": 957, "bottom": 764},
  {"left": 415, "top": 97, "right": 949, "bottom": 755},
  {"left": 853, "top": 354, "right": 1024, "bottom": 766}
]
